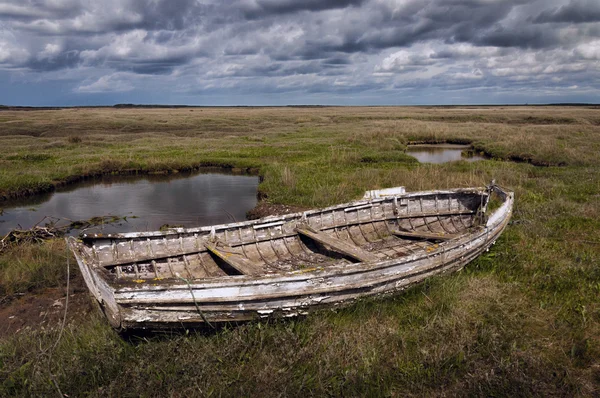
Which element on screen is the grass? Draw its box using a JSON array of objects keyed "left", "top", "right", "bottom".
[
  {"left": 0, "top": 239, "right": 73, "bottom": 298},
  {"left": 1, "top": 106, "right": 600, "bottom": 396}
]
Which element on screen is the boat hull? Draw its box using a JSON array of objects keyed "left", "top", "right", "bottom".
[{"left": 68, "top": 185, "right": 513, "bottom": 330}]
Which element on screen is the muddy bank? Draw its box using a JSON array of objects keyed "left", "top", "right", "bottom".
[
  {"left": 0, "top": 275, "right": 95, "bottom": 339},
  {"left": 246, "top": 202, "right": 308, "bottom": 220}
]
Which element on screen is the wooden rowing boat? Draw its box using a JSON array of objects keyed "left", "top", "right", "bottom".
[{"left": 67, "top": 183, "right": 513, "bottom": 330}]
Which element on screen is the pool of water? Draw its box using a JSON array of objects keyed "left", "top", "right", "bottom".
[
  {"left": 0, "top": 172, "right": 259, "bottom": 236},
  {"left": 407, "top": 144, "right": 486, "bottom": 164}
]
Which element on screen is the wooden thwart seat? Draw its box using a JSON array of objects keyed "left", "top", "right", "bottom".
[
  {"left": 391, "top": 230, "right": 460, "bottom": 241},
  {"left": 295, "top": 226, "right": 379, "bottom": 263},
  {"left": 205, "top": 242, "right": 263, "bottom": 276}
]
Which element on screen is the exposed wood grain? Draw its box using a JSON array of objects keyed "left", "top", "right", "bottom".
[
  {"left": 391, "top": 230, "right": 461, "bottom": 241},
  {"left": 394, "top": 209, "right": 475, "bottom": 219},
  {"left": 296, "top": 226, "right": 380, "bottom": 263},
  {"left": 205, "top": 242, "right": 263, "bottom": 276}
]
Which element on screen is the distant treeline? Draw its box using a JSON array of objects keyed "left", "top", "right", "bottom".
[
  {"left": 112, "top": 104, "right": 331, "bottom": 108},
  {"left": 0, "top": 103, "right": 598, "bottom": 111},
  {"left": 0, "top": 105, "right": 64, "bottom": 111},
  {"left": 113, "top": 104, "right": 193, "bottom": 108}
]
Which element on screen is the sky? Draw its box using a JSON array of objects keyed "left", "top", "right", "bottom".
[{"left": 0, "top": 0, "right": 599, "bottom": 106}]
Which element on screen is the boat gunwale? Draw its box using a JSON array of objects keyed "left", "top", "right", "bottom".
[
  {"left": 80, "top": 187, "right": 489, "bottom": 241},
  {"left": 100, "top": 188, "right": 513, "bottom": 294},
  {"left": 85, "top": 208, "right": 479, "bottom": 270}
]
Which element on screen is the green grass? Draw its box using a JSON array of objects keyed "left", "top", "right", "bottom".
[
  {"left": 1, "top": 106, "right": 600, "bottom": 396},
  {"left": 0, "top": 240, "right": 74, "bottom": 298}
]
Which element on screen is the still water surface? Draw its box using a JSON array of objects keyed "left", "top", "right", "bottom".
[
  {"left": 0, "top": 172, "right": 259, "bottom": 235},
  {"left": 407, "top": 144, "right": 486, "bottom": 164}
]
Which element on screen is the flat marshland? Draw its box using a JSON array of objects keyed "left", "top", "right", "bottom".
[{"left": 1, "top": 106, "right": 599, "bottom": 396}]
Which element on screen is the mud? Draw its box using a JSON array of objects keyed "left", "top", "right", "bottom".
[
  {"left": 0, "top": 275, "right": 95, "bottom": 338},
  {"left": 246, "top": 202, "right": 308, "bottom": 220}
]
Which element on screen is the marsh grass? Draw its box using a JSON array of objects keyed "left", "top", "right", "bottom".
[
  {"left": 1, "top": 106, "right": 600, "bottom": 396},
  {"left": 0, "top": 239, "right": 74, "bottom": 297}
]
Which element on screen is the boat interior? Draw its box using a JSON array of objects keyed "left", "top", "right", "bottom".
[{"left": 78, "top": 190, "right": 492, "bottom": 283}]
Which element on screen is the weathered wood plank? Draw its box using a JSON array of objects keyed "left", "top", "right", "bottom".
[
  {"left": 295, "top": 226, "right": 379, "bottom": 263},
  {"left": 97, "top": 208, "right": 477, "bottom": 268},
  {"left": 197, "top": 253, "right": 229, "bottom": 278},
  {"left": 205, "top": 242, "right": 263, "bottom": 276},
  {"left": 391, "top": 230, "right": 460, "bottom": 241},
  {"left": 394, "top": 209, "right": 475, "bottom": 219}
]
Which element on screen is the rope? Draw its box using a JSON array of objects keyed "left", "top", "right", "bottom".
[
  {"left": 43, "top": 244, "right": 71, "bottom": 398},
  {"left": 50, "top": 248, "right": 70, "bottom": 354},
  {"left": 178, "top": 276, "right": 215, "bottom": 330}
]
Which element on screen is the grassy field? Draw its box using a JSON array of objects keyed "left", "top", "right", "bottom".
[{"left": 1, "top": 106, "right": 599, "bottom": 396}]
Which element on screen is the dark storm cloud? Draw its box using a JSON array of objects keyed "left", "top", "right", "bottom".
[
  {"left": 115, "top": 58, "right": 192, "bottom": 75},
  {"left": 323, "top": 56, "right": 351, "bottom": 65},
  {"left": 477, "top": 26, "right": 559, "bottom": 49},
  {"left": 0, "top": 0, "right": 598, "bottom": 104},
  {"left": 0, "top": 0, "right": 579, "bottom": 70},
  {"left": 0, "top": 0, "right": 83, "bottom": 21},
  {"left": 533, "top": 0, "right": 600, "bottom": 24},
  {"left": 242, "top": 0, "right": 366, "bottom": 18},
  {"left": 25, "top": 50, "right": 81, "bottom": 71},
  {"left": 127, "top": 0, "right": 205, "bottom": 31},
  {"left": 301, "top": 0, "right": 533, "bottom": 55},
  {"left": 8, "top": 0, "right": 214, "bottom": 36}
]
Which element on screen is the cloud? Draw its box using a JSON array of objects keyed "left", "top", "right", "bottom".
[
  {"left": 371, "top": 40, "right": 598, "bottom": 97},
  {"left": 76, "top": 72, "right": 135, "bottom": 93},
  {"left": 376, "top": 47, "right": 437, "bottom": 73},
  {"left": 0, "top": 34, "right": 30, "bottom": 64},
  {"left": 576, "top": 40, "right": 600, "bottom": 59},
  {"left": 0, "top": 0, "right": 598, "bottom": 105},
  {"left": 448, "top": 69, "right": 484, "bottom": 81},
  {"left": 434, "top": 43, "right": 503, "bottom": 59},
  {"left": 533, "top": 0, "right": 600, "bottom": 23},
  {"left": 0, "top": 0, "right": 82, "bottom": 21},
  {"left": 241, "top": 0, "right": 367, "bottom": 18},
  {"left": 477, "top": 25, "right": 560, "bottom": 49},
  {"left": 79, "top": 30, "right": 204, "bottom": 74}
]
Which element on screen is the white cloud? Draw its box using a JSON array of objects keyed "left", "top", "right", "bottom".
[
  {"left": 433, "top": 43, "right": 502, "bottom": 59},
  {"left": 0, "top": 36, "right": 29, "bottom": 64},
  {"left": 38, "top": 43, "right": 61, "bottom": 59},
  {"left": 449, "top": 69, "right": 484, "bottom": 80},
  {"left": 576, "top": 40, "right": 600, "bottom": 60},
  {"left": 76, "top": 73, "right": 135, "bottom": 93},
  {"left": 376, "top": 47, "right": 436, "bottom": 73}
]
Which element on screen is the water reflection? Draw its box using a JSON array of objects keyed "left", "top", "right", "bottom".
[
  {"left": 0, "top": 172, "right": 259, "bottom": 235},
  {"left": 407, "top": 145, "right": 486, "bottom": 164}
]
